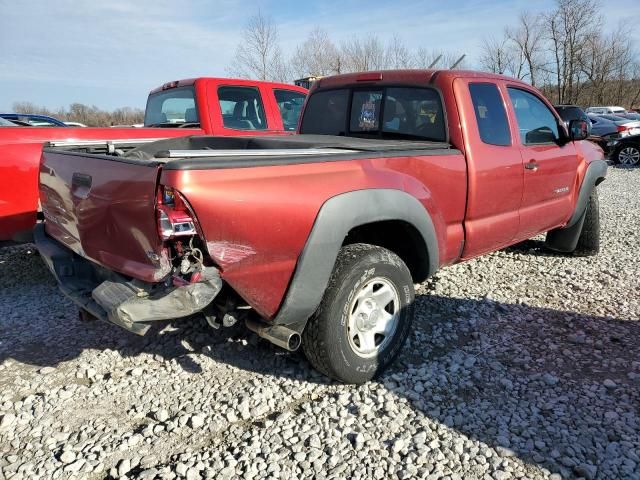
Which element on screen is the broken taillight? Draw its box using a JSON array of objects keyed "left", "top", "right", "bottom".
[{"left": 156, "top": 186, "right": 197, "bottom": 240}]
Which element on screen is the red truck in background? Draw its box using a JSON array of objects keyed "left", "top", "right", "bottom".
[
  {"left": 0, "top": 78, "right": 307, "bottom": 242},
  {"left": 35, "top": 69, "right": 606, "bottom": 384}
]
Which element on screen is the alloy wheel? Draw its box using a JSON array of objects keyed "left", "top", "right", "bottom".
[{"left": 618, "top": 146, "right": 640, "bottom": 166}]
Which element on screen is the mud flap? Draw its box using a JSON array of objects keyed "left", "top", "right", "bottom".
[{"left": 544, "top": 207, "right": 587, "bottom": 253}]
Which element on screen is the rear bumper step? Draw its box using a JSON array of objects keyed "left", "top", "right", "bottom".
[{"left": 34, "top": 224, "right": 222, "bottom": 335}]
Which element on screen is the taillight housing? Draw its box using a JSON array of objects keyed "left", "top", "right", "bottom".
[
  {"left": 156, "top": 186, "right": 197, "bottom": 240},
  {"left": 617, "top": 125, "right": 630, "bottom": 134}
]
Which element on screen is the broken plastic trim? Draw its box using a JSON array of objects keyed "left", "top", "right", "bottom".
[{"left": 91, "top": 267, "right": 222, "bottom": 334}]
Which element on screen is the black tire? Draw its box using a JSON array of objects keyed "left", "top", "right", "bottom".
[
  {"left": 573, "top": 188, "right": 600, "bottom": 256},
  {"left": 302, "top": 243, "right": 415, "bottom": 384},
  {"left": 78, "top": 309, "right": 98, "bottom": 322},
  {"left": 615, "top": 145, "right": 640, "bottom": 166}
]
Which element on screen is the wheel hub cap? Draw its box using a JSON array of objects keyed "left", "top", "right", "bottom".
[{"left": 347, "top": 277, "right": 400, "bottom": 358}]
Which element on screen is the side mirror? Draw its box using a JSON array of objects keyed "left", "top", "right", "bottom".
[{"left": 569, "top": 119, "right": 590, "bottom": 141}]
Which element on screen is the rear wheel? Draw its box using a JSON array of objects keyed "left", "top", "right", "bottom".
[
  {"left": 616, "top": 145, "right": 640, "bottom": 166},
  {"left": 302, "top": 244, "right": 414, "bottom": 384}
]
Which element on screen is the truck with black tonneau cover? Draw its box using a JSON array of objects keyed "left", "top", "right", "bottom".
[{"left": 35, "top": 70, "right": 606, "bottom": 384}]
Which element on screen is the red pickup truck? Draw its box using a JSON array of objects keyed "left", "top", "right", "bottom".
[
  {"left": 35, "top": 70, "right": 606, "bottom": 384},
  {"left": 0, "top": 78, "right": 306, "bottom": 242}
]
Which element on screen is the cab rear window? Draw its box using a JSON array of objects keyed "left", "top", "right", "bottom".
[
  {"left": 145, "top": 86, "right": 198, "bottom": 126},
  {"left": 300, "top": 87, "right": 446, "bottom": 142}
]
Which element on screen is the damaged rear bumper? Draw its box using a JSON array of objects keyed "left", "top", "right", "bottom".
[{"left": 34, "top": 224, "right": 222, "bottom": 335}]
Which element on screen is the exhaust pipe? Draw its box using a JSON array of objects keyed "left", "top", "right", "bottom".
[{"left": 245, "top": 318, "right": 301, "bottom": 352}]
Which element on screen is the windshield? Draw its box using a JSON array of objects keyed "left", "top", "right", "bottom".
[
  {"left": 144, "top": 86, "right": 199, "bottom": 127},
  {"left": 300, "top": 86, "right": 446, "bottom": 142},
  {"left": 0, "top": 117, "right": 17, "bottom": 126}
]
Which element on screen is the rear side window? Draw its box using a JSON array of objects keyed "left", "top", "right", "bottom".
[
  {"left": 301, "top": 87, "right": 446, "bottom": 142},
  {"left": 387, "top": 87, "right": 446, "bottom": 141},
  {"left": 145, "top": 86, "right": 198, "bottom": 126},
  {"left": 300, "top": 89, "right": 349, "bottom": 135},
  {"left": 508, "top": 88, "right": 559, "bottom": 145},
  {"left": 218, "top": 86, "right": 267, "bottom": 130},
  {"left": 469, "top": 83, "right": 511, "bottom": 146},
  {"left": 274, "top": 89, "right": 306, "bottom": 131}
]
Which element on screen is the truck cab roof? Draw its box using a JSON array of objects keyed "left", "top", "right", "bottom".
[
  {"left": 148, "top": 77, "right": 307, "bottom": 95},
  {"left": 311, "top": 69, "right": 530, "bottom": 90}
]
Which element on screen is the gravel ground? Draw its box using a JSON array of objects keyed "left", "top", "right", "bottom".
[{"left": 1, "top": 166, "right": 639, "bottom": 480}]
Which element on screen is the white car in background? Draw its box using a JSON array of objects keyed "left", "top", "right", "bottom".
[
  {"left": 63, "top": 121, "right": 87, "bottom": 127},
  {"left": 586, "top": 106, "right": 627, "bottom": 115}
]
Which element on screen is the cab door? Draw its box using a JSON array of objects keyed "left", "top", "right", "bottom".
[
  {"left": 208, "top": 82, "right": 273, "bottom": 136},
  {"left": 505, "top": 87, "right": 578, "bottom": 239},
  {"left": 454, "top": 79, "right": 524, "bottom": 259}
]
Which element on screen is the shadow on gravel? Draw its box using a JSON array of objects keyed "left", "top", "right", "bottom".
[
  {"left": 1, "top": 247, "right": 638, "bottom": 477},
  {"left": 394, "top": 293, "right": 640, "bottom": 479}
]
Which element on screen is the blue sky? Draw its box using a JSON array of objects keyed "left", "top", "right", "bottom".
[{"left": 1, "top": 0, "right": 638, "bottom": 111}]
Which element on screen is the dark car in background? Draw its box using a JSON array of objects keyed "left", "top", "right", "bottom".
[
  {"left": 586, "top": 114, "right": 631, "bottom": 155},
  {"left": 610, "top": 135, "right": 640, "bottom": 166},
  {"left": 0, "top": 113, "right": 68, "bottom": 127},
  {"left": 587, "top": 114, "right": 619, "bottom": 136},
  {"left": 554, "top": 105, "right": 589, "bottom": 126},
  {"left": 553, "top": 106, "right": 621, "bottom": 154}
]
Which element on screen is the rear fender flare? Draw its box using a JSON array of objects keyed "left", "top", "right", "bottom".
[{"left": 272, "top": 188, "right": 438, "bottom": 331}]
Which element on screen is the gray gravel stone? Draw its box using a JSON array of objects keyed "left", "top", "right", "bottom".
[
  {"left": 59, "top": 451, "right": 76, "bottom": 464},
  {"left": 189, "top": 414, "right": 205, "bottom": 429}
]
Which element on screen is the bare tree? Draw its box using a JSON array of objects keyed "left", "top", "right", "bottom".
[
  {"left": 340, "top": 35, "right": 387, "bottom": 72},
  {"left": 291, "top": 27, "right": 341, "bottom": 78},
  {"left": 543, "top": 0, "right": 600, "bottom": 103},
  {"left": 506, "top": 12, "right": 544, "bottom": 86},
  {"left": 385, "top": 35, "right": 414, "bottom": 69},
  {"left": 227, "top": 10, "right": 289, "bottom": 82},
  {"left": 479, "top": 36, "right": 524, "bottom": 77},
  {"left": 477, "top": 0, "right": 639, "bottom": 108}
]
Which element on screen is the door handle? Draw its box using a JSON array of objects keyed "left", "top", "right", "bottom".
[{"left": 524, "top": 160, "right": 539, "bottom": 171}]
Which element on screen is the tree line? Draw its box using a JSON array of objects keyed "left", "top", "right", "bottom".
[
  {"left": 479, "top": 0, "right": 640, "bottom": 107},
  {"left": 11, "top": 101, "right": 144, "bottom": 127},
  {"left": 10, "top": 0, "right": 640, "bottom": 122},
  {"left": 227, "top": 13, "right": 467, "bottom": 82},
  {"left": 230, "top": 1, "right": 640, "bottom": 109}
]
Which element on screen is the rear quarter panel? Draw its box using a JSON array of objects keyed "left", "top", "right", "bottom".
[{"left": 161, "top": 153, "right": 466, "bottom": 319}]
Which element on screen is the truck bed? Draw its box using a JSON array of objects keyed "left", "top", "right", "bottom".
[{"left": 46, "top": 134, "right": 458, "bottom": 168}]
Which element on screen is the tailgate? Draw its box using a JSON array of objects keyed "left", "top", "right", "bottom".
[{"left": 39, "top": 150, "right": 170, "bottom": 282}]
